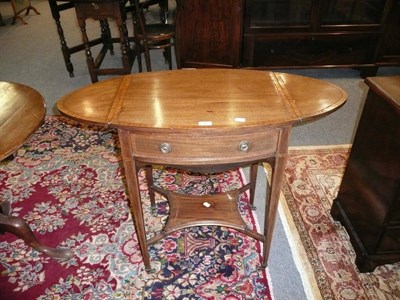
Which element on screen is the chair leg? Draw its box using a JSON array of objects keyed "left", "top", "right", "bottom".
[
  {"left": 144, "top": 166, "right": 156, "bottom": 214},
  {"left": 249, "top": 163, "right": 258, "bottom": 210},
  {"left": 100, "top": 19, "right": 114, "bottom": 55},
  {"left": 79, "top": 19, "right": 98, "bottom": 83},
  {"left": 117, "top": 21, "right": 132, "bottom": 73},
  {"left": 164, "top": 45, "right": 172, "bottom": 70},
  {"left": 11, "top": 15, "right": 27, "bottom": 25},
  {"left": 50, "top": 8, "right": 75, "bottom": 77},
  {"left": 135, "top": 42, "right": 143, "bottom": 72},
  {"left": 143, "top": 41, "right": 152, "bottom": 72},
  {"left": 0, "top": 201, "right": 73, "bottom": 260},
  {"left": 159, "top": 0, "right": 169, "bottom": 24}
]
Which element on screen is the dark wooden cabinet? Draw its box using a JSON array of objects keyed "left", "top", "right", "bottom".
[
  {"left": 174, "top": 0, "right": 399, "bottom": 75},
  {"left": 175, "top": 0, "right": 244, "bottom": 69},
  {"left": 331, "top": 76, "right": 400, "bottom": 272},
  {"left": 376, "top": 0, "right": 400, "bottom": 67}
]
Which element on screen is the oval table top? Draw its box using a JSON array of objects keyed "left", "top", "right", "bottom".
[
  {"left": 0, "top": 82, "right": 46, "bottom": 161},
  {"left": 57, "top": 69, "right": 347, "bottom": 131}
]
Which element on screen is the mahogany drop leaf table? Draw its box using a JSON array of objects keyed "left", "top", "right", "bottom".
[{"left": 57, "top": 69, "right": 347, "bottom": 271}]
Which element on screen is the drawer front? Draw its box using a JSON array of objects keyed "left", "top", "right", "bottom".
[
  {"left": 377, "top": 227, "right": 400, "bottom": 253},
  {"left": 75, "top": 2, "right": 121, "bottom": 20},
  {"left": 242, "top": 34, "right": 377, "bottom": 67},
  {"left": 130, "top": 129, "right": 280, "bottom": 166},
  {"left": 388, "top": 186, "right": 400, "bottom": 224}
]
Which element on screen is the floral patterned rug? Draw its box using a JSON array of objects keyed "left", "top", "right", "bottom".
[
  {"left": 281, "top": 145, "right": 400, "bottom": 300},
  {"left": 0, "top": 116, "right": 272, "bottom": 299}
]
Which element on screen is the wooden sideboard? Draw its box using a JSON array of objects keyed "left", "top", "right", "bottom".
[
  {"left": 331, "top": 76, "right": 400, "bottom": 272},
  {"left": 175, "top": 0, "right": 400, "bottom": 76}
]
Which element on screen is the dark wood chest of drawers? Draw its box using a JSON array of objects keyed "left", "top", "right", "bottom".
[{"left": 331, "top": 76, "right": 400, "bottom": 272}]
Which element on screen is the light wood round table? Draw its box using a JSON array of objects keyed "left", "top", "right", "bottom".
[
  {"left": 0, "top": 81, "right": 73, "bottom": 260},
  {"left": 57, "top": 69, "right": 347, "bottom": 271}
]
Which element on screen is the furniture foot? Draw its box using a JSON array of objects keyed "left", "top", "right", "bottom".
[
  {"left": 12, "top": 15, "right": 27, "bottom": 25},
  {"left": 26, "top": 6, "right": 41, "bottom": 17},
  {"left": 0, "top": 12, "right": 5, "bottom": 26},
  {"left": 0, "top": 201, "right": 73, "bottom": 260},
  {"left": 0, "top": 200, "right": 11, "bottom": 215},
  {"left": 11, "top": 4, "right": 40, "bottom": 25},
  {"left": 257, "top": 263, "right": 267, "bottom": 271},
  {"left": 357, "top": 66, "right": 378, "bottom": 78}
]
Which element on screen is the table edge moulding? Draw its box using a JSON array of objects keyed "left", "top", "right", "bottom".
[
  {"left": 0, "top": 82, "right": 46, "bottom": 161},
  {"left": 57, "top": 69, "right": 347, "bottom": 271}
]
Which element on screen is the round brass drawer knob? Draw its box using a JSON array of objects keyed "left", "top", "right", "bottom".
[
  {"left": 238, "top": 141, "right": 250, "bottom": 152},
  {"left": 160, "top": 143, "right": 172, "bottom": 154}
]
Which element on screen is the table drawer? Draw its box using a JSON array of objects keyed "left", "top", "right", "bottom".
[
  {"left": 129, "top": 129, "right": 280, "bottom": 166},
  {"left": 74, "top": 1, "right": 122, "bottom": 20}
]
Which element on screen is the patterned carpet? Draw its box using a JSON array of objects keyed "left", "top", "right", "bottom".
[
  {"left": 0, "top": 116, "right": 272, "bottom": 299},
  {"left": 280, "top": 145, "right": 400, "bottom": 300}
]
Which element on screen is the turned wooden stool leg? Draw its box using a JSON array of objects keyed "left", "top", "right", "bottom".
[
  {"left": 100, "top": 19, "right": 114, "bottom": 55},
  {"left": 48, "top": 0, "right": 75, "bottom": 77},
  {"left": 0, "top": 200, "right": 73, "bottom": 260},
  {"left": 78, "top": 19, "right": 98, "bottom": 83},
  {"left": 117, "top": 19, "right": 132, "bottom": 73}
]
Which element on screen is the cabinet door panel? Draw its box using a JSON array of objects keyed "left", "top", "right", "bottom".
[
  {"left": 321, "top": 0, "right": 387, "bottom": 25},
  {"left": 387, "top": 186, "right": 400, "bottom": 224},
  {"left": 247, "top": 0, "right": 312, "bottom": 28},
  {"left": 242, "top": 0, "right": 397, "bottom": 71},
  {"left": 175, "top": 0, "right": 243, "bottom": 68},
  {"left": 376, "top": 0, "right": 400, "bottom": 65}
]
